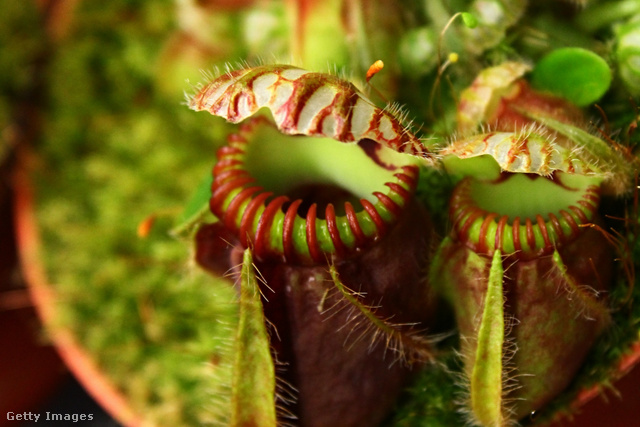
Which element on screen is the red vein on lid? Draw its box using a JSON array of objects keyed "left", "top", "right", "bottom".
[
  {"left": 482, "top": 133, "right": 495, "bottom": 150},
  {"left": 338, "top": 94, "right": 356, "bottom": 142},
  {"left": 283, "top": 80, "right": 323, "bottom": 131},
  {"left": 369, "top": 109, "right": 384, "bottom": 146}
]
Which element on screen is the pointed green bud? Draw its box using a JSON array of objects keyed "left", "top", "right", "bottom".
[{"left": 231, "top": 249, "right": 277, "bottom": 427}]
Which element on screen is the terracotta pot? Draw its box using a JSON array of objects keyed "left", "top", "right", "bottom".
[
  {"left": 0, "top": 154, "right": 68, "bottom": 426},
  {"left": 545, "top": 342, "right": 640, "bottom": 427},
  {"left": 12, "top": 158, "right": 144, "bottom": 427}
]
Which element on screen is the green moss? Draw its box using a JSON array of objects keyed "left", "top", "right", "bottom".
[
  {"left": 390, "top": 354, "right": 466, "bottom": 427},
  {"left": 29, "top": 2, "right": 240, "bottom": 425},
  {"left": 0, "top": 1, "right": 44, "bottom": 101},
  {"left": 34, "top": 93, "right": 240, "bottom": 426}
]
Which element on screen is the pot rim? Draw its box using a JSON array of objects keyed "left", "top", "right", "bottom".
[{"left": 12, "top": 153, "right": 145, "bottom": 427}]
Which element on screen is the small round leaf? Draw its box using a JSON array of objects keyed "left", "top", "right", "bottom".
[
  {"left": 531, "top": 47, "right": 612, "bottom": 107},
  {"left": 461, "top": 12, "right": 478, "bottom": 29}
]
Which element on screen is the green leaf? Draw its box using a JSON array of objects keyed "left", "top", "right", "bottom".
[
  {"left": 171, "top": 172, "right": 213, "bottom": 236},
  {"left": 231, "top": 249, "right": 277, "bottom": 427},
  {"left": 461, "top": 12, "right": 478, "bottom": 29},
  {"left": 531, "top": 47, "right": 612, "bottom": 107},
  {"left": 470, "top": 250, "right": 505, "bottom": 427}
]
